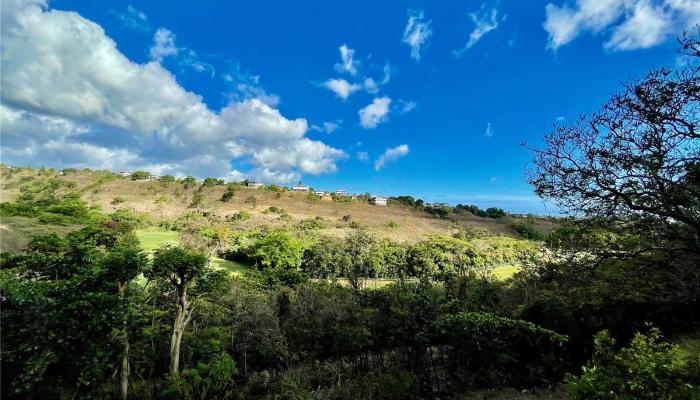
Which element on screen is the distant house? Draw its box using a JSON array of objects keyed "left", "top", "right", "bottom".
[
  {"left": 116, "top": 171, "right": 131, "bottom": 177},
  {"left": 247, "top": 182, "right": 264, "bottom": 189},
  {"left": 335, "top": 189, "right": 349, "bottom": 196},
  {"left": 146, "top": 174, "right": 160, "bottom": 180},
  {"left": 315, "top": 191, "right": 328, "bottom": 197},
  {"left": 292, "top": 183, "right": 310, "bottom": 191},
  {"left": 370, "top": 196, "right": 388, "bottom": 206}
]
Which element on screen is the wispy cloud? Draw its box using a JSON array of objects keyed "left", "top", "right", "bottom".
[
  {"left": 357, "top": 151, "right": 369, "bottom": 161},
  {"left": 484, "top": 122, "right": 494, "bottom": 137},
  {"left": 110, "top": 4, "right": 151, "bottom": 32},
  {"left": 359, "top": 96, "right": 392, "bottom": 129},
  {"left": 543, "top": 0, "right": 700, "bottom": 51},
  {"left": 375, "top": 144, "right": 409, "bottom": 171},
  {"left": 149, "top": 28, "right": 215, "bottom": 76},
  {"left": 223, "top": 67, "right": 279, "bottom": 106},
  {"left": 398, "top": 100, "right": 417, "bottom": 114},
  {"left": 402, "top": 10, "right": 433, "bottom": 61},
  {"left": 334, "top": 44, "right": 359, "bottom": 76},
  {"left": 310, "top": 121, "right": 341, "bottom": 134},
  {"left": 454, "top": 3, "right": 505, "bottom": 57}
]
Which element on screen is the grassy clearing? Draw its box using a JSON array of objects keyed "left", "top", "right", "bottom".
[
  {"left": 0, "top": 216, "right": 82, "bottom": 254},
  {"left": 491, "top": 265, "right": 519, "bottom": 280},
  {"left": 135, "top": 229, "right": 250, "bottom": 276}
]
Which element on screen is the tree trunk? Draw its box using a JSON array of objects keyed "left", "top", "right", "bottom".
[
  {"left": 169, "top": 287, "right": 189, "bottom": 376},
  {"left": 120, "top": 333, "right": 129, "bottom": 400},
  {"left": 117, "top": 281, "right": 129, "bottom": 400}
]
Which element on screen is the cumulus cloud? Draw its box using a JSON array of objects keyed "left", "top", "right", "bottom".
[
  {"left": 149, "top": 28, "right": 178, "bottom": 62},
  {"left": 402, "top": 10, "right": 433, "bottom": 61},
  {"left": 454, "top": 4, "right": 505, "bottom": 57},
  {"left": 334, "top": 44, "right": 359, "bottom": 76},
  {"left": 543, "top": 0, "right": 700, "bottom": 51},
  {"left": 374, "top": 144, "right": 409, "bottom": 171},
  {"left": 0, "top": 0, "right": 345, "bottom": 183},
  {"left": 357, "top": 151, "right": 369, "bottom": 161},
  {"left": 358, "top": 97, "right": 392, "bottom": 129},
  {"left": 321, "top": 78, "right": 361, "bottom": 99}
]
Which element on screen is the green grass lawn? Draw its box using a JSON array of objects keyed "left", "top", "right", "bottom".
[
  {"left": 491, "top": 265, "right": 519, "bottom": 280},
  {"left": 135, "top": 229, "right": 250, "bottom": 276}
]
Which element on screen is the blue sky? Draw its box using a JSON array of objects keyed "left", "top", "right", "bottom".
[{"left": 2, "top": 0, "right": 698, "bottom": 213}]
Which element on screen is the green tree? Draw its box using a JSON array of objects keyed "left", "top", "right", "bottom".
[
  {"left": 147, "top": 246, "right": 208, "bottom": 376},
  {"left": 131, "top": 171, "right": 150, "bottom": 180},
  {"left": 102, "top": 245, "right": 148, "bottom": 400}
]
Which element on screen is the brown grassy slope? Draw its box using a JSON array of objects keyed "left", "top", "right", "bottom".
[{"left": 0, "top": 168, "right": 549, "bottom": 243}]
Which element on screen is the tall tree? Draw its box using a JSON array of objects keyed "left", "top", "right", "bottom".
[
  {"left": 148, "top": 246, "right": 207, "bottom": 376},
  {"left": 102, "top": 245, "right": 148, "bottom": 400}
]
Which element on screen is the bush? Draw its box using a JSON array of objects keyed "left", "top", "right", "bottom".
[
  {"left": 220, "top": 184, "right": 236, "bottom": 202},
  {"left": 111, "top": 196, "right": 125, "bottom": 205},
  {"left": 130, "top": 171, "right": 150, "bottom": 180},
  {"left": 568, "top": 328, "right": 700, "bottom": 400},
  {"left": 435, "top": 312, "right": 568, "bottom": 388},
  {"left": 227, "top": 210, "right": 250, "bottom": 221},
  {"left": 245, "top": 195, "right": 257, "bottom": 207},
  {"left": 189, "top": 192, "right": 203, "bottom": 208}
]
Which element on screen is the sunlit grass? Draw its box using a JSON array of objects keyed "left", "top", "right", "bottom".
[{"left": 135, "top": 228, "right": 251, "bottom": 276}]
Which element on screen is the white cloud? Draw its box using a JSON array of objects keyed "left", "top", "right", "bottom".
[
  {"left": 398, "top": 100, "right": 417, "bottom": 114},
  {"left": 149, "top": 28, "right": 215, "bottom": 76},
  {"left": 149, "top": 28, "right": 178, "bottom": 62},
  {"left": 358, "top": 97, "right": 392, "bottom": 129},
  {"left": 402, "top": 10, "right": 432, "bottom": 61},
  {"left": 374, "top": 144, "right": 409, "bottom": 171},
  {"left": 543, "top": 0, "right": 700, "bottom": 51},
  {"left": 357, "top": 151, "right": 369, "bottom": 161},
  {"left": 110, "top": 4, "right": 151, "bottom": 32},
  {"left": 321, "top": 78, "right": 361, "bottom": 99},
  {"left": 454, "top": 4, "right": 505, "bottom": 57},
  {"left": 0, "top": 0, "right": 345, "bottom": 183},
  {"left": 224, "top": 66, "right": 279, "bottom": 105},
  {"left": 485, "top": 122, "right": 494, "bottom": 137},
  {"left": 334, "top": 44, "right": 359, "bottom": 76},
  {"left": 363, "top": 78, "right": 379, "bottom": 94},
  {"left": 310, "top": 121, "right": 340, "bottom": 134}
]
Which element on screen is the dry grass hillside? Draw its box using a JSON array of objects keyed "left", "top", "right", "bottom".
[{"left": 0, "top": 167, "right": 551, "bottom": 243}]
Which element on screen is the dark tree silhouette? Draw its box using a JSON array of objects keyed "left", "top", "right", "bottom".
[{"left": 528, "top": 31, "right": 700, "bottom": 258}]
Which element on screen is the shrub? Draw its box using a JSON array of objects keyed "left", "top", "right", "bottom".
[
  {"left": 387, "top": 220, "right": 398, "bottom": 229},
  {"left": 296, "top": 217, "right": 328, "bottom": 231},
  {"left": 568, "top": 329, "right": 700, "bottom": 400},
  {"left": 203, "top": 177, "right": 224, "bottom": 187},
  {"left": 160, "top": 175, "right": 176, "bottom": 184},
  {"left": 220, "top": 184, "right": 236, "bottom": 202},
  {"left": 435, "top": 312, "right": 568, "bottom": 388},
  {"left": 111, "top": 196, "right": 125, "bottom": 205},
  {"left": 245, "top": 195, "right": 257, "bottom": 207},
  {"left": 130, "top": 171, "right": 150, "bottom": 180},
  {"left": 189, "top": 192, "right": 203, "bottom": 208},
  {"left": 227, "top": 210, "right": 250, "bottom": 221}
]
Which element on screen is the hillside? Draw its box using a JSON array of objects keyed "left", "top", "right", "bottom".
[{"left": 0, "top": 166, "right": 551, "bottom": 251}]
